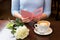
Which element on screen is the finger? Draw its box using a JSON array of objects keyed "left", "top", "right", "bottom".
[
  {"left": 21, "top": 18, "right": 28, "bottom": 22},
  {"left": 22, "top": 20, "right": 30, "bottom": 23},
  {"left": 23, "top": 19, "right": 31, "bottom": 23},
  {"left": 23, "top": 17, "right": 30, "bottom": 20},
  {"left": 22, "top": 19, "right": 29, "bottom": 22}
]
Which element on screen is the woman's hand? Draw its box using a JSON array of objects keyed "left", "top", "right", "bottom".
[
  {"left": 33, "top": 17, "right": 40, "bottom": 22},
  {"left": 33, "top": 13, "right": 48, "bottom": 22},
  {"left": 13, "top": 12, "right": 31, "bottom": 23},
  {"left": 21, "top": 17, "right": 31, "bottom": 23}
]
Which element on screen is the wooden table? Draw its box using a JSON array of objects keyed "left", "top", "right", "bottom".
[{"left": 0, "top": 20, "right": 60, "bottom": 40}]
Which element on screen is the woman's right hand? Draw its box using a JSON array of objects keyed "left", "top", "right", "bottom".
[
  {"left": 21, "top": 17, "right": 31, "bottom": 23},
  {"left": 13, "top": 12, "right": 31, "bottom": 23}
]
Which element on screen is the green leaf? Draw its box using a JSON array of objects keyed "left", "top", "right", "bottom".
[
  {"left": 11, "top": 30, "right": 16, "bottom": 34},
  {"left": 15, "top": 18, "right": 24, "bottom": 26},
  {"left": 6, "top": 22, "right": 14, "bottom": 29}
]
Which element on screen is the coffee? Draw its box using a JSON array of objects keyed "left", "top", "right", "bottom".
[
  {"left": 34, "top": 20, "right": 50, "bottom": 33},
  {"left": 37, "top": 20, "right": 50, "bottom": 27}
]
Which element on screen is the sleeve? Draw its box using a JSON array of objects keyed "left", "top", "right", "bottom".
[
  {"left": 43, "top": 0, "right": 51, "bottom": 17},
  {"left": 11, "top": 0, "right": 20, "bottom": 16}
]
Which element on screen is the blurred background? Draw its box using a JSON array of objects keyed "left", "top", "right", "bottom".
[
  {"left": 0, "top": 0, "right": 15, "bottom": 20},
  {"left": 0, "top": 0, "right": 60, "bottom": 21}
]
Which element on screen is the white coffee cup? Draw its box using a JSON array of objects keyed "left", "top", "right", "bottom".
[{"left": 34, "top": 20, "right": 50, "bottom": 33}]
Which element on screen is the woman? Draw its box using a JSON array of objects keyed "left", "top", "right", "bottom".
[{"left": 11, "top": 0, "right": 51, "bottom": 23}]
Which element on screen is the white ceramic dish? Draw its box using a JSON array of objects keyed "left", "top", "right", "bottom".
[{"left": 34, "top": 28, "right": 53, "bottom": 35}]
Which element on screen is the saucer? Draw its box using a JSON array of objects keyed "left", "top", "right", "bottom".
[{"left": 34, "top": 28, "right": 53, "bottom": 35}]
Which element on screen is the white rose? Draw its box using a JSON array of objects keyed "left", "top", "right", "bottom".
[{"left": 14, "top": 25, "right": 29, "bottom": 39}]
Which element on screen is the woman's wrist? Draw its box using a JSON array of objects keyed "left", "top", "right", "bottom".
[
  {"left": 39, "top": 13, "right": 47, "bottom": 20},
  {"left": 13, "top": 12, "right": 23, "bottom": 19}
]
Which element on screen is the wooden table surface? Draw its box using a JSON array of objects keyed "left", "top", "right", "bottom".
[{"left": 0, "top": 20, "right": 60, "bottom": 40}]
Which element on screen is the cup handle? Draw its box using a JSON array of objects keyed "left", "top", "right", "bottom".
[{"left": 34, "top": 24, "right": 38, "bottom": 28}]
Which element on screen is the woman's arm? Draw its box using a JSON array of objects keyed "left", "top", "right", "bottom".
[
  {"left": 40, "top": 0, "right": 51, "bottom": 19},
  {"left": 11, "top": 0, "right": 31, "bottom": 23},
  {"left": 11, "top": 0, "right": 23, "bottom": 19},
  {"left": 43, "top": 0, "right": 51, "bottom": 17},
  {"left": 33, "top": 0, "right": 51, "bottom": 22}
]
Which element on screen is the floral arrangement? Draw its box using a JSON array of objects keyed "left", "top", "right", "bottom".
[{"left": 6, "top": 18, "right": 30, "bottom": 39}]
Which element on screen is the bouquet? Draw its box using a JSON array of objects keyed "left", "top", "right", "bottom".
[{"left": 6, "top": 18, "right": 30, "bottom": 39}]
